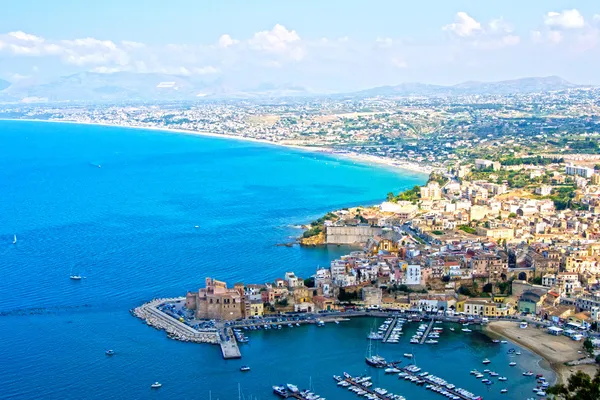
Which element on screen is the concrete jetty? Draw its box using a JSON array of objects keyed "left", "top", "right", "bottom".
[
  {"left": 219, "top": 327, "right": 241, "bottom": 359},
  {"left": 382, "top": 316, "right": 398, "bottom": 343},
  {"left": 132, "top": 297, "right": 218, "bottom": 344},
  {"left": 419, "top": 318, "right": 435, "bottom": 344}
]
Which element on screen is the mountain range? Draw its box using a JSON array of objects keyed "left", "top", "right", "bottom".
[
  {"left": 0, "top": 73, "right": 590, "bottom": 103},
  {"left": 348, "top": 76, "right": 580, "bottom": 98}
]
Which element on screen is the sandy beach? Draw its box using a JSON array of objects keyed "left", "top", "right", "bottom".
[
  {"left": 0, "top": 118, "right": 430, "bottom": 177},
  {"left": 486, "top": 321, "right": 599, "bottom": 385}
]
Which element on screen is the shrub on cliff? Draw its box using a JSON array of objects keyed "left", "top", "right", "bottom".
[{"left": 547, "top": 370, "right": 600, "bottom": 400}]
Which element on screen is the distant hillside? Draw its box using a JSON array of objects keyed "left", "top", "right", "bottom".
[
  {"left": 0, "top": 79, "right": 10, "bottom": 91},
  {"left": 0, "top": 72, "right": 311, "bottom": 103},
  {"left": 0, "top": 72, "right": 589, "bottom": 103},
  {"left": 350, "top": 76, "right": 582, "bottom": 98}
]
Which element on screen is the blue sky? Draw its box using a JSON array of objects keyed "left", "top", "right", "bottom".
[{"left": 1, "top": 1, "right": 599, "bottom": 90}]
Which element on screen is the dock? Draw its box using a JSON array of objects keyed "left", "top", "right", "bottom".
[
  {"left": 335, "top": 373, "right": 405, "bottom": 400},
  {"left": 419, "top": 318, "right": 435, "bottom": 344},
  {"left": 382, "top": 316, "right": 398, "bottom": 343},
  {"left": 400, "top": 367, "right": 482, "bottom": 400},
  {"left": 219, "top": 327, "right": 241, "bottom": 359}
]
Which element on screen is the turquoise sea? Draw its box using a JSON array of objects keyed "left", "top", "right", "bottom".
[{"left": 0, "top": 120, "right": 553, "bottom": 399}]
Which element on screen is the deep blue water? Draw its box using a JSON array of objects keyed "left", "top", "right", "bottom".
[{"left": 0, "top": 120, "right": 553, "bottom": 400}]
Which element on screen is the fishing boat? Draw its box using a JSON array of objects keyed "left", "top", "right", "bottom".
[
  {"left": 240, "top": 366, "right": 250, "bottom": 372},
  {"left": 69, "top": 266, "right": 82, "bottom": 281},
  {"left": 151, "top": 382, "right": 162, "bottom": 389},
  {"left": 105, "top": 349, "right": 115, "bottom": 356}
]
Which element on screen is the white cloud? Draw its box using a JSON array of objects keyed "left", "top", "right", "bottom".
[
  {"left": 217, "top": 34, "right": 238, "bottom": 48},
  {"left": 121, "top": 40, "right": 145, "bottom": 49},
  {"left": 548, "top": 30, "right": 563, "bottom": 44},
  {"left": 192, "top": 66, "right": 219, "bottom": 75},
  {"left": 443, "top": 12, "right": 482, "bottom": 37},
  {"left": 376, "top": 37, "right": 394, "bottom": 48},
  {"left": 488, "top": 18, "right": 513, "bottom": 34},
  {"left": 8, "top": 31, "right": 44, "bottom": 43},
  {"left": 531, "top": 30, "right": 543, "bottom": 43},
  {"left": 544, "top": 9, "right": 585, "bottom": 29},
  {"left": 442, "top": 13, "right": 520, "bottom": 49},
  {"left": 249, "top": 24, "right": 301, "bottom": 52}
]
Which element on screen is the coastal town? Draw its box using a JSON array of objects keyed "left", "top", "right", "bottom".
[
  {"left": 5, "top": 83, "right": 600, "bottom": 397},
  {"left": 130, "top": 152, "right": 600, "bottom": 393}
]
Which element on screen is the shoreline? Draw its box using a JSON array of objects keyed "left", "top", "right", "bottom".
[
  {"left": 485, "top": 321, "right": 598, "bottom": 386},
  {"left": 0, "top": 117, "right": 431, "bottom": 177}
]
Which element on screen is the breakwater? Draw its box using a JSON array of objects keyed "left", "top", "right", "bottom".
[{"left": 132, "top": 298, "right": 219, "bottom": 344}]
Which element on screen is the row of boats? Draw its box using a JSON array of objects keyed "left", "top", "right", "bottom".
[
  {"left": 409, "top": 322, "right": 443, "bottom": 345},
  {"left": 272, "top": 383, "right": 324, "bottom": 399},
  {"left": 401, "top": 365, "right": 482, "bottom": 400},
  {"left": 334, "top": 373, "right": 406, "bottom": 400}
]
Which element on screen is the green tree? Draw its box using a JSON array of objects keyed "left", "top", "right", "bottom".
[
  {"left": 386, "top": 192, "right": 396, "bottom": 202},
  {"left": 304, "top": 277, "right": 315, "bottom": 288},
  {"left": 547, "top": 370, "right": 600, "bottom": 400},
  {"left": 583, "top": 338, "right": 594, "bottom": 353},
  {"left": 483, "top": 283, "right": 493, "bottom": 293}
]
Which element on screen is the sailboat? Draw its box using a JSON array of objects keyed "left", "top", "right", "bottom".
[
  {"left": 69, "top": 266, "right": 82, "bottom": 281},
  {"left": 365, "top": 334, "right": 386, "bottom": 368},
  {"left": 12, "top": 235, "right": 17, "bottom": 244}
]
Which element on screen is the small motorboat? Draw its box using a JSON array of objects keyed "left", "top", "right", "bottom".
[
  {"left": 404, "top": 353, "right": 413, "bottom": 358},
  {"left": 498, "top": 377, "right": 507, "bottom": 381},
  {"left": 501, "top": 389, "right": 508, "bottom": 394},
  {"left": 515, "top": 351, "right": 522, "bottom": 355},
  {"left": 105, "top": 349, "right": 115, "bottom": 356},
  {"left": 523, "top": 371, "right": 534, "bottom": 376},
  {"left": 151, "top": 382, "right": 162, "bottom": 389},
  {"left": 509, "top": 362, "right": 517, "bottom": 366},
  {"left": 240, "top": 365, "right": 251, "bottom": 372},
  {"left": 482, "top": 359, "right": 491, "bottom": 364}
]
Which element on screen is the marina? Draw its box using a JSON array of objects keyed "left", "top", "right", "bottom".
[
  {"left": 334, "top": 372, "right": 406, "bottom": 400},
  {"left": 399, "top": 365, "right": 483, "bottom": 400}
]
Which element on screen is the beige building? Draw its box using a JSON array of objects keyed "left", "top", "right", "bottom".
[
  {"left": 420, "top": 182, "right": 442, "bottom": 201},
  {"left": 186, "top": 277, "right": 244, "bottom": 320}
]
